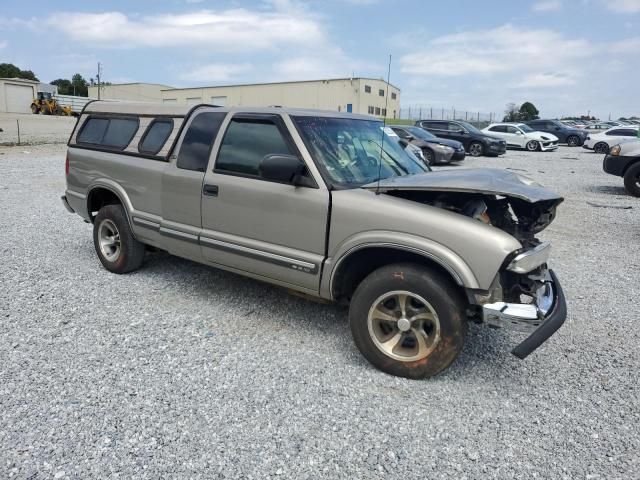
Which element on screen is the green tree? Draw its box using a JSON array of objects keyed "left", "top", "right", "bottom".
[
  {"left": 71, "top": 73, "right": 89, "bottom": 97},
  {"left": 503, "top": 102, "right": 520, "bottom": 122},
  {"left": 50, "top": 79, "right": 73, "bottom": 95},
  {"left": 0, "top": 63, "right": 39, "bottom": 81},
  {"left": 519, "top": 102, "right": 540, "bottom": 121}
]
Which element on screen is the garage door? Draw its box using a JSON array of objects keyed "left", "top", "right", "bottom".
[{"left": 5, "top": 84, "right": 34, "bottom": 113}]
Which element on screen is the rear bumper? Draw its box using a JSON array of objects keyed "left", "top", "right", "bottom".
[
  {"left": 482, "top": 269, "right": 567, "bottom": 359},
  {"left": 61, "top": 195, "right": 75, "bottom": 213}
]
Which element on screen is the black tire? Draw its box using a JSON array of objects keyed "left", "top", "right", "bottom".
[
  {"left": 594, "top": 142, "right": 609, "bottom": 154},
  {"left": 526, "top": 140, "right": 539, "bottom": 152},
  {"left": 469, "top": 141, "right": 484, "bottom": 157},
  {"left": 623, "top": 163, "right": 640, "bottom": 197},
  {"left": 349, "top": 263, "right": 467, "bottom": 379},
  {"left": 93, "top": 204, "right": 145, "bottom": 274},
  {"left": 566, "top": 135, "right": 580, "bottom": 147},
  {"left": 423, "top": 148, "right": 435, "bottom": 165}
]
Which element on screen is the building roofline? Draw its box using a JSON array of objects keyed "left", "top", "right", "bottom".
[
  {"left": 0, "top": 77, "right": 40, "bottom": 84},
  {"left": 161, "top": 77, "right": 401, "bottom": 92},
  {"left": 88, "top": 82, "right": 174, "bottom": 88}
]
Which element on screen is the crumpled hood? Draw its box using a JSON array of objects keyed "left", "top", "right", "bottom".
[{"left": 363, "top": 168, "right": 564, "bottom": 204}]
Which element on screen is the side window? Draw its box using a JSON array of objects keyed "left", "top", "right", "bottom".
[
  {"left": 621, "top": 129, "right": 638, "bottom": 136},
  {"left": 606, "top": 129, "right": 623, "bottom": 136},
  {"left": 177, "top": 112, "right": 227, "bottom": 172},
  {"left": 393, "top": 128, "right": 410, "bottom": 139},
  {"left": 216, "top": 118, "right": 294, "bottom": 177},
  {"left": 78, "top": 117, "right": 138, "bottom": 150},
  {"left": 447, "top": 122, "right": 463, "bottom": 132},
  {"left": 423, "top": 121, "right": 442, "bottom": 130},
  {"left": 139, "top": 119, "right": 173, "bottom": 155},
  {"left": 506, "top": 126, "right": 519, "bottom": 134},
  {"left": 489, "top": 126, "right": 505, "bottom": 133}
]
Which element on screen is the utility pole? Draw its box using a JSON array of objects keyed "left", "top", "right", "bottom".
[{"left": 97, "top": 62, "right": 102, "bottom": 100}]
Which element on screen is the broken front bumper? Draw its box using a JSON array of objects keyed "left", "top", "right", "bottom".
[{"left": 482, "top": 269, "right": 567, "bottom": 359}]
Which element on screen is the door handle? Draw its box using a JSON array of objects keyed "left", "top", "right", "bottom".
[{"left": 203, "top": 184, "right": 219, "bottom": 197}]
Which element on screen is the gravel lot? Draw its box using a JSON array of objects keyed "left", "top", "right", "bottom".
[{"left": 1, "top": 124, "right": 638, "bottom": 478}]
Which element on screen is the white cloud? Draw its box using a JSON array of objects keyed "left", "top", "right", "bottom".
[
  {"left": 532, "top": 0, "right": 563, "bottom": 11},
  {"left": 513, "top": 72, "right": 576, "bottom": 88},
  {"left": 179, "top": 63, "right": 253, "bottom": 82},
  {"left": 0, "top": 41, "right": 7, "bottom": 49},
  {"left": 603, "top": 0, "right": 640, "bottom": 12},
  {"left": 400, "top": 24, "right": 592, "bottom": 77},
  {"left": 610, "top": 36, "right": 640, "bottom": 52},
  {"left": 45, "top": 9, "right": 325, "bottom": 51}
]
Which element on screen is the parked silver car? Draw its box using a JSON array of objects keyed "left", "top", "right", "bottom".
[{"left": 62, "top": 102, "right": 567, "bottom": 379}]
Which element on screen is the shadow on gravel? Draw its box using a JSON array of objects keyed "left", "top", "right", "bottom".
[
  {"left": 587, "top": 184, "right": 630, "bottom": 196},
  {"left": 135, "top": 251, "right": 513, "bottom": 379}
]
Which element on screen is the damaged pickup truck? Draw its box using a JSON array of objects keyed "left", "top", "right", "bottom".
[{"left": 62, "top": 102, "right": 567, "bottom": 379}]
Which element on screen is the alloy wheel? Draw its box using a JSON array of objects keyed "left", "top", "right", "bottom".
[
  {"left": 98, "top": 219, "right": 121, "bottom": 262},
  {"left": 367, "top": 290, "right": 441, "bottom": 362}
]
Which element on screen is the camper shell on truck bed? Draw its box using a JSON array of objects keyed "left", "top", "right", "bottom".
[{"left": 62, "top": 101, "right": 567, "bottom": 379}]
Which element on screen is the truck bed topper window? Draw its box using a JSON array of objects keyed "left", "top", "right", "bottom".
[
  {"left": 77, "top": 116, "right": 139, "bottom": 151},
  {"left": 138, "top": 119, "right": 174, "bottom": 156}
]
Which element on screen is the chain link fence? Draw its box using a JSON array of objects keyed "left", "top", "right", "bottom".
[{"left": 396, "top": 106, "right": 498, "bottom": 129}]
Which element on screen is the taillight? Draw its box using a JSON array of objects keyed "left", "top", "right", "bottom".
[{"left": 65, "top": 153, "right": 69, "bottom": 176}]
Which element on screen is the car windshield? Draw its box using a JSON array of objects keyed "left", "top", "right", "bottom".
[
  {"left": 405, "top": 126, "right": 436, "bottom": 140},
  {"left": 518, "top": 124, "right": 534, "bottom": 133},
  {"left": 293, "top": 116, "right": 427, "bottom": 187},
  {"left": 456, "top": 121, "right": 482, "bottom": 134}
]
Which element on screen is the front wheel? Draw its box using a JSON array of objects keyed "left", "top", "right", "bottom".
[
  {"left": 526, "top": 140, "right": 539, "bottom": 151},
  {"left": 93, "top": 204, "right": 145, "bottom": 274},
  {"left": 349, "top": 263, "right": 467, "bottom": 379},
  {"left": 423, "top": 148, "right": 435, "bottom": 165},
  {"left": 566, "top": 135, "right": 580, "bottom": 147},
  {"left": 623, "top": 163, "right": 640, "bottom": 197},
  {"left": 469, "top": 142, "right": 484, "bottom": 157}
]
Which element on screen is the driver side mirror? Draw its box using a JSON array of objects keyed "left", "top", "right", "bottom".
[{"left": 259, "top": 154, "right": 313, "bottom": 187}]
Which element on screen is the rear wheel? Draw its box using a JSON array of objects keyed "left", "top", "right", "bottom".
[
  {"left": 623, "top": 163, "right": 640, "bottom": 197},
  {"left": 567, "top": 135, "right": 580, "bottom": 147},
  {"left": 526, "top": 140, "right": 539, "bottom": 151},
  {"left": 349, "top": 263, "right": 467, "bottom": 379},
  {"left": 93, "top": 204, "right": 145, "bottom": 274},
  {"left": 594, "top": 142, "right": 609, "bottom": 154},
  {"left": 469, "top": 142, "right": 484, "bottom": 157}
]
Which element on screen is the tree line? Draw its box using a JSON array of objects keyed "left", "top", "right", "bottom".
[
  {"left": 503, "top": 102, "right": 540, "bottom": 122},
  {"left": 0, "top": 62, "right": 109, "bottom": 97}
]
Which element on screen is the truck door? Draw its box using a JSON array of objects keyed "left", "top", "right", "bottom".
[
  {"left": 200, "top": 113, "right": 329, "bottom": 293},
  {"left": 160, "top": 109, "right": 227, "bottom": 261}
]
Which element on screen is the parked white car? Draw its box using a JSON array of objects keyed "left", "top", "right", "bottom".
[
  {"left": 586, "top": 122, "right": 618, "bottom": 131},
  {"left": 482, "top": 123, "right": 559, "bottom": 151},
  {"left": 583, "top": 126, "right": 639, "bottom": 154}
]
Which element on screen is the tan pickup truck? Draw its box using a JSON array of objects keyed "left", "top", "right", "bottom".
[{"left": 62, "top": 101, "right": 567, "bottom": 379}]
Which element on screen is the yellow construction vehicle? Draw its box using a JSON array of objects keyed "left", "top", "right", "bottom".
[{"left": 30, "top": 92, "right": 73, "bottom": 116}]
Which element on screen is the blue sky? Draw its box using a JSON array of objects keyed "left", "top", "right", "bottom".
[{"left": 2, "top": 0, "right": 640, "bottom": 118}]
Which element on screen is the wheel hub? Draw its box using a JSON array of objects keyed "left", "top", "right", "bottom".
[
  {"left": 367, "top": 290, "right": 441, "bottom": 362},
  {"left": 398, "top": 317, "right": 411, "bottom": 332}
]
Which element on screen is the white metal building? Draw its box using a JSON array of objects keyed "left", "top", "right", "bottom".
[
  {"left": 161, "top": 78, "right": 401, "bottom": 118},
  {"left": 0, "top": 78, "right": 39, "bottom": 113},
  {"left": 88, "top": 83, "right": 174, "bottom": 102},
  {"left": 85, "top": 78, "right": 401, "bottom": 118}
]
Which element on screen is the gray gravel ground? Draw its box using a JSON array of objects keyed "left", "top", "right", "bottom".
[{"left": 1, "top": 142, "right": 638, "bottom": 479}]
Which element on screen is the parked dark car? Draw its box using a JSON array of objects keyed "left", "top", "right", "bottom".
[
  {"left": 391, "top": 125, "right": 465, "bottom": 164},
  {"left": 525, "top": 119, "right": 589, "bottom": 147},
  {"left": 415, "top": 120, "right": 506, "bottom": 157}
]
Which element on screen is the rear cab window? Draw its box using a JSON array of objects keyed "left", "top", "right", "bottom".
[
  {"left": 177, "top": 112, "right": 227, "bottom": 172},
  {"left": 77, "top": 117, "right": 139, "bottom": 150}
]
